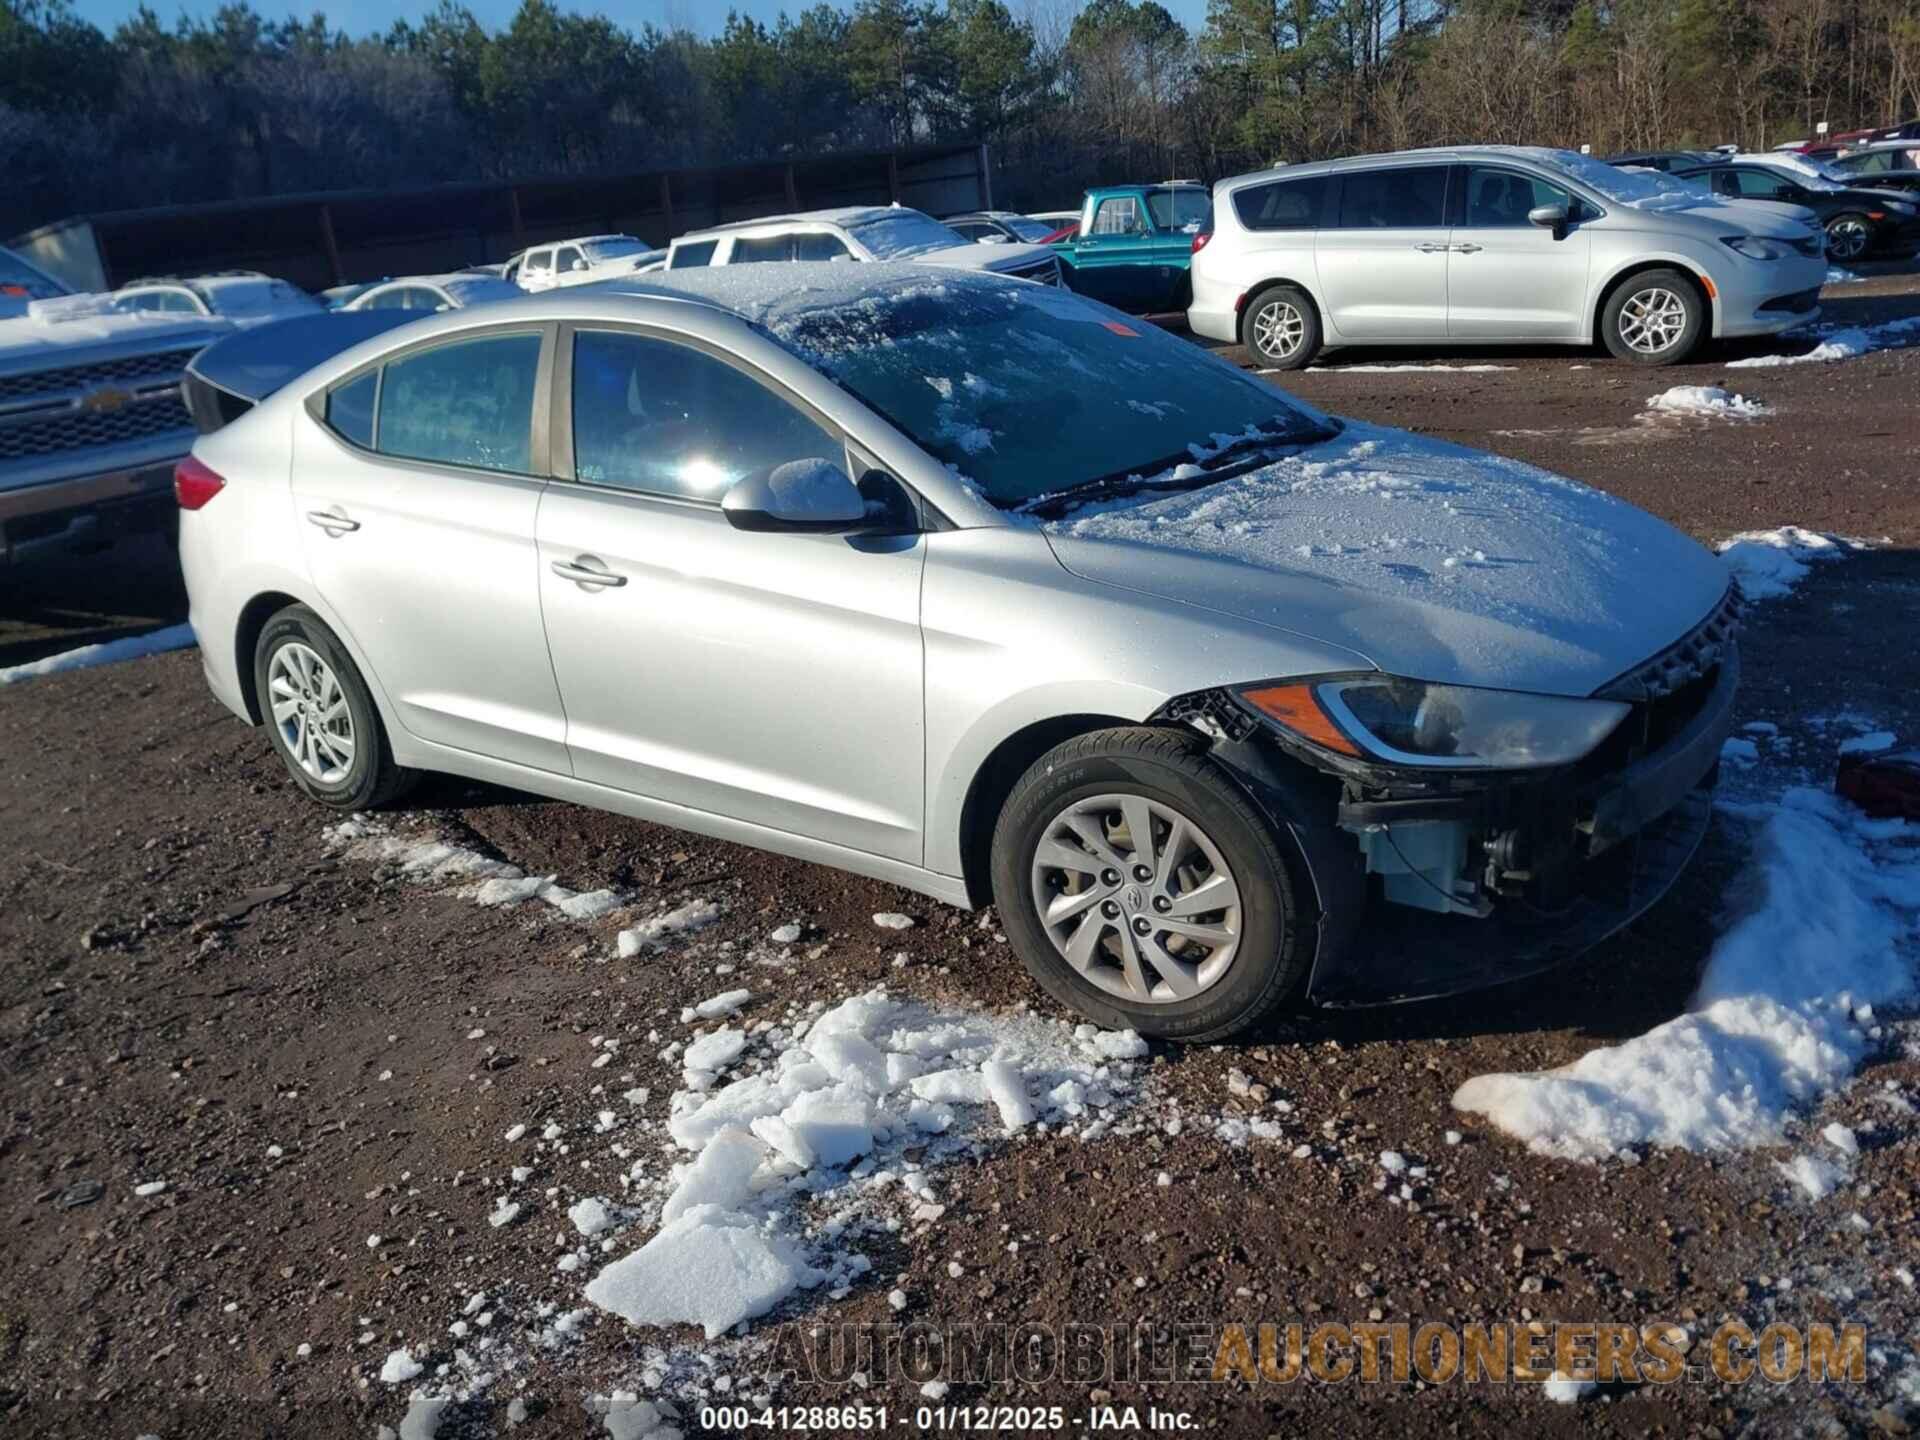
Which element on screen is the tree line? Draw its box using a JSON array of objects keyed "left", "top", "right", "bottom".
[{"left": 4, "top": 0, "right": 1918, "bottom": 240}]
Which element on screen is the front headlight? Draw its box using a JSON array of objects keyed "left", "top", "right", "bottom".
[
  {"left": 1240, "top": 676, "right": 1629, "bottom": 770},
  {"left": 1720, "top": 235, "right": 1793, "bottom": 260}
]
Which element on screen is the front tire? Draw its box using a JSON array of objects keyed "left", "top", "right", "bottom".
[
  {"left": 253, "top": 605, "right": 415, "bottom": 811},
  {"left": 1241, "top": 284, "right": 1321, "bottom": 370},
  {"left": 1601, "top": 268, "right": 1705, "bottom": 365},
  {"left": 990, "top": 728, "right": 1313, "bottom": 1041}
]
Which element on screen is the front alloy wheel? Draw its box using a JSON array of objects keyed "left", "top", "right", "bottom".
[
  {"left": 991, "top": 727, "right": 1314, "bottom": 1041},
  {"left": 1029, "top": 792, "right": 1243, "bottom": 1004},
  {"left": 1616, "top": 285, "right": 1689, "bottom": 355}
]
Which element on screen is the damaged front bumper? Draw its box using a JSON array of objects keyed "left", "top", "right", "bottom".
[{"left": 1173, "top": 598, "right": 1741, "bottom": 1007}]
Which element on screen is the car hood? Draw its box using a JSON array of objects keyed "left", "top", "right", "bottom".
[
  {"left": 1040, "top": 422, "right": 1731, "bottom": 699},
  {"left": 0, "top": 296, "right": 229, "bottom": 367},
  {"left": 914, "top": 242, "right": 1056, "bottom": 273}
]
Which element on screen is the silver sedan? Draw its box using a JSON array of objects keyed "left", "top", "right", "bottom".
[{"left": 177, "top": 265, "right": 1737, "bottom": 1039}]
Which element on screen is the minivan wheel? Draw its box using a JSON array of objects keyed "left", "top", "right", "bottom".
[
  {"left": 1241, "top": 285, "right": 1320, "bottom": 370},
  {"left": 253, "top": 605, "right": 416, "bottom": 811},
  {"left": 990, "top": 728, "right": 1312, "bottom": 1041},
  {"left": 1824, "top": 214, "right": 1871, "bottom": 262},
  {"left": 1601, "top": 268, "right": 1704, "bottom": 364}
]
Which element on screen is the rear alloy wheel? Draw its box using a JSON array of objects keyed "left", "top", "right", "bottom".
[
  {"left": 1824, "top": 214, "right": 1872, "bottom": 262},
  {"left": 991, "top": 727, "right": 1313, "bottom": 1041},
  {"left": 254, "top": 604, "right": 416, "bottom": 811},
  {"left": 1241, "top": 285, "right": 1320, "bottom": 370},
  {"left": 1601, "top": 268, "right": 1704, "bottom": 365}
]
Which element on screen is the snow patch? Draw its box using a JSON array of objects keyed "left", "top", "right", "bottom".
[
  {"left": 0, "top": 623, "right": 197, "bottom": 686},
  {"left": 1644, "top": 385, "right": 1769, "bottom": 419},
  {"left": 1716, "top": 526, "right": 1859, "bottom": 601},
  {"left": 1727, "top": 315, "right": 1920, "bottom": 368}
]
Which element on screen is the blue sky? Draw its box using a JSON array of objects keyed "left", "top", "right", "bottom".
[{"left": 66, "top": 0, "right": 1216, "bottom": 41}]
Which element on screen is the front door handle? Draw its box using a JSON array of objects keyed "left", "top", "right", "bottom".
[
  {"left": 551, "top": 557, "right": 626, "bottom": 589},
  {"left": 306, "top": 508, "right": 359, "bottom": 535},
  {"left": 1414, "top": 242, "right": 1448, "bottom": 253},
  {"left": 1454, "top": 242, "right": 1484, "bottom": 254}
]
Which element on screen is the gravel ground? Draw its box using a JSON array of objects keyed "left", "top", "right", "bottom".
[{"left": 1, "top": 272, "right": 1917, "bottom": 1440}]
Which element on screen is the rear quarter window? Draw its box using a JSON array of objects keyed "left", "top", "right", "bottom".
[
  {"left": 670, "top": 241, "right": 718, "bottom": 269},
  {"left": 1233, "top": 176, "right": 1326, "bottom": 231},
  {"left": 325, "top": 371, "right": 377, "bottom": 448}
]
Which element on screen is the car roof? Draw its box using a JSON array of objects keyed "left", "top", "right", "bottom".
[
  {"left": 674, "top": 206, "right": 918, "bottom": 242},
  {"left": 1216, "top": 144, "right": 1604, "bottom": 192}
]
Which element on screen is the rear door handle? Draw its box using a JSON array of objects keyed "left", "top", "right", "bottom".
[
  {"left": 1414, "top": 242, "right": 1448, "bottom": 253},
  {"left": 1454, "top": 243, "right": 1484, "bottom": 254},
  {"left": 306, "top": 508, "right": 359, "bottom": 535},
  {"left": 551, "top": 556, "right": 626, "bottom": 589}
]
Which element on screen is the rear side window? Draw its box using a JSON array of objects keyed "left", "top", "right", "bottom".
[
  {"left": 1144, "top": 188, "right": 1210, "bottom": 231},
  {"left": 326, "top": 371, "right": 377, "bottom": 448},
  {"left": 1335, "top": 167, "right": 1449, "bottom": 228},
  {"left": 793, "top": 232, "right": 852, "bottom": 261},
  {"left": 731, "top": 234, "right": 794, "bottom": 264},
  {"left": 1233, "top": 176, "right": 1326, "bottom": 231},
  {"left": 570, "top": 330, "right": 843, "bottom": 501},
  {"left": 670, "top": 241, "right": 718, "bottom": 269},
  {"left": 1090, "top": 196, "right": 1144, "bottom": 236},
  {"left": 375, "top": 332, "right": 542, "bottom": 474}
]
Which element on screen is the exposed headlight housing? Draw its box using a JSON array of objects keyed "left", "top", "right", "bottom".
[
  {"left": 1720, "top": 235, "right": 1793, "bottom": 260},
  {"left": 1240, "top": 676, "right": 1629, "bottom": 770}
]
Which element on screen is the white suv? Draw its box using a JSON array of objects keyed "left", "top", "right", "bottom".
[
  {"left": 1188, "top": 146, "right": 1826, "bottom": 369},
  {"left": 507, "top": 236, "right": 655, "bottom": 292},
  {"left": 665, "top": 206, "right": 1061, "bottom": 286}
]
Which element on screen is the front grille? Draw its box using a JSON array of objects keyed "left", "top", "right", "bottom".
[
  {"left": 0, "top": 393, "right": 193, "bottom": 460},
  {"left": 1595, "top": 585, "right": 1743, "bottom": 703},
  {"left": 0, "top": 347, "right": 201, "bottom": 405},
  {"left": 1760, "top": 288, "right": 1821, "bottom": 313},
  {"left": 1002, "top": 257, "right": 1062, "bottom": 286}
]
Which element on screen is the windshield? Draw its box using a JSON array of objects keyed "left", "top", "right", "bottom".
[
  {"left": 1518, "top": 148, "right": 1671, "bottom": 204},
  {"left": 583, "top": 238, "right": 647, "bottom": 262},
  {"left": 0, "top": 248, "right": 70, "bottom": 303},
  {"left": 768, "top": 277, "right": 1325, "bottom": 507},
  {"left": 1003, "top": 217, "right": 1057, "bottom": 242},
  {"left": 444, "top": 277, "right": 521, "bottom": 306},
  {"left": 1742, "top": 154, "right": 1847, "bottom": 190},
  {"left": 845, "top": 213, "right": 968, "bottom": 259}
]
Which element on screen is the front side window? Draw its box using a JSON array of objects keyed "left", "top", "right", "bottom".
[
  {"left": 1233, "top": 176, "right": 1325, "bottom": 231},
  {"left": 1730, "top": 168, "right": 1793, "bottom": 200},
  {"left": 731, "top": 234, "right": 794, "bottom": 264},
  {"left": 1336, "top": 166, "right": 1449, "bottom": 228},
  {"left": 1460, "top": 167, "right": 1574, "bottom": 226},
  {"left": 524, "top": 250, "right": 553, "bottom": 274},
  {"left": 375, "top": 332, "right": 542, "bottom": 474},
  {"left": 1090, "top": 196, "right": 1144, "bottom": 236},
  {"left": 670, "top": 240, "right": 718, "bottom": 269},
  {"left": 326, "top": 370, "right": 377, "bottom": 448},
  {"left": 556, "top": 247, "right": 585, "bottom": 274},
  {"left": 570, "top": 330, "right": 843, "bottom": 502},
  {"left": 122, "top": 288, "right": 202, "bottom": 314},
  {"left": 793, "top": 232, "right": 852, "bottom": 261}
]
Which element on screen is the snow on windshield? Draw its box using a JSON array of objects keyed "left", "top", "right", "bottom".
[
  {"left": 444, "top": 276, "right": 521, "bottom": 307},
  {"left": 1741, "top": 152, "right": 1848, "bottom": 190},
  {"left": 845, "top": 212, "right": 968, "bottom": 259},
  {"left": 1514, "top": 148, "right": 1670, "bottom": 204}
]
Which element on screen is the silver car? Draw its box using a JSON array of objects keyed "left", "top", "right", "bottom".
[
  {"left": 179, "top": 265, "right": 1737, "bottom": 1040},
  {"left": 1189, "top": 145, "right": 1828, "bottom": 369}
]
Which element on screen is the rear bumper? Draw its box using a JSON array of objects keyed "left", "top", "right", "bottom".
[{"left": 1298, "top": 645, "right": 1737, "bottom": 1006}]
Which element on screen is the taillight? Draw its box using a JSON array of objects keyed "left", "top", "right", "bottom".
[
  {"left": 1192, "top": 231, "right": 1212, "bottom": 254},
  {"left": 174, "top": 455, "right": 226, "bottom": 510}
]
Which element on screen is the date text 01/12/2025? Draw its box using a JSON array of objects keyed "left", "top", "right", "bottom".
[{"left": 696, "top": 1404, "right": 1197, "bottom": 1431}]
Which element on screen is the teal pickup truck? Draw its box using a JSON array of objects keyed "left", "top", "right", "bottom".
[{"left": 1051, "top": 183, "right": 1213, "bottom": 313}]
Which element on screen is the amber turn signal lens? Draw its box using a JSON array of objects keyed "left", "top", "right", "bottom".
[{"left": 1241, "top": 683, "right": 1363, "bottom": 757}]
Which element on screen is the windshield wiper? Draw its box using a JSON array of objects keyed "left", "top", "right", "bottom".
[{"left": 1016, "top": 417, "right": 1343, "bottom": 519}]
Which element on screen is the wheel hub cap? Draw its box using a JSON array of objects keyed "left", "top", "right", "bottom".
[
  {"left": 267, "top": 641, "right": 355, "bottom": 785},
  {"left": 1029, "top": 793, "right": 1243, "bottom": 1005},
  {"left": 1619, "top": 287, "right": 1687, "bottom": 354}
]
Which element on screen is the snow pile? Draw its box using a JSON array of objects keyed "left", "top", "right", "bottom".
[
  {"left": 1644, "top": 385, "right": 1769, "bottom": 419},
  {"left": 0, "top": 623, "right": 197, "bottom": 686},
  {"left": 1314, "top": 362, "right": 1516, "bottom": 374},
  {"left": 582, "top": 990, "right": 1153, "bottom": 1340},
  {"left": 1453, "top": 788, "right": 1918, "bottom": 1163},
  {"left": 1727, "top": 315, "right": 1920, "bottom": 367},
  {"left": 325, "top": 818, "right": 644, "bottom": 930},
  {"left": 617, "top": 900, "right": 722, "bottom": 955},
  {"left": 1716, "top": 526, "right": 1859, "bottom": 600}
]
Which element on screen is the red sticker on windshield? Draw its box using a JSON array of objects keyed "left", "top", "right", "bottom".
[{"left": 1102, "top": 320, "right": 1140, "bottom": 337}]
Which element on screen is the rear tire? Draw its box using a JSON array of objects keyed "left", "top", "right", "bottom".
[
  {"left": 1824, "top": 213, "right": 1872, "bottom": 262},
  {"left": 1600, "top": 268, "right": 1705, "bottom": 365},
  {"left": 253, "top": 604, "right": 416, "bottom": 811},
  {"left": 1241, "top": 284, "right": 1321, "bottom": 370},
  {"left": 990, "top": 727, "right": 1313, "bottom": 1041}
]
